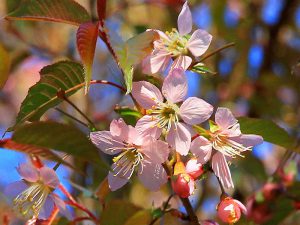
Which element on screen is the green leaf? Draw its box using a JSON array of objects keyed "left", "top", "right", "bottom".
[
  {"left": 12, "top": 121, "right": 105, "bottom": 166},
  {"left": 238, "top": 117, "right": 297, "bottom": 150},
  {"left": 191, "top": 63, "right": 216, "bottom": 75},
  {"left": 109, "top": 30, "right": 158, "bottom": 93},
  {"left": 6, "top": 0, "right": 90, "bottom": 26},
  {"left": 0, "top": 44, "right": 11, "bottom": 89},
  {"left": 13, "top": 61, "right": 85, "bottom": 129},
  {"left": 100, "top": 200, "right": 141, "bottom": 225},
  {"left": 114, "top": 107, "right": 142, "bottom": 126},
  {"left": 76, "top": 22, "right": 99, "bottom": 93}
]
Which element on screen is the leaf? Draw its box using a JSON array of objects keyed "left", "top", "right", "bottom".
[
  {"left": 97, "top": 0, "right": 107, "bottom": 23},
  {"left": 76, "top": 22, "right": 99, "bottom": 93},
  {"left": 13, "top": 61, "right": 85, "bottom": 129},
  {"left": 191, "top": 63, "right": 216, "bottom": 75},
  {"left": 238, "top": 117, "right": 297, "bottom": 150},
  {"left": 6, "top": 0, "right": 90, "bottom": 26},
  {"left": 124, "top": 210, "right": 152, "bottom": 225},
  {"left": 0, "top": 44, "right": 11, "bottom": 89},
  {"left": 100, "top": 200, "right": 141, "bottom": 225},
  {"left": 109, "top": 30, "right": 159, "bottom": 94},
  {"left": 12, "top": 121, "right": 106, "bottom": 167},
  {"left": 0, "top": 139, "right": 72, "bottom": 168},
  {"left": 114, "top": 106, "right": 142, "bottom": 126}
]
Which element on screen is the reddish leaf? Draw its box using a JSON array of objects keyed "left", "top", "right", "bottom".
[
  {"left": 97, "top": 0, "right": 107, "bottom": 25},
  {"left": 0, "top": 139, "right": 71, "bottom": 167},
  {"left": 76, "top": 22, "right": 99, "bottom": 93},
  {"left": 6, "top": 0, "right": 90, "bottom": 26}
]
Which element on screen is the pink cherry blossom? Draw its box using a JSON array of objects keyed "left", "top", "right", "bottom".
[
  {"left": 190, "top": 107, "right": 263, "bottom": 189},
  {"left": 142, "top": 1, "right": 212, "bottom": 74},
  {"left": 4, "top": 163, "right": 69, "bottom": 220},
  {"left": 132, "top": 68, "right": 213, "bottom": 155},
  {"left": 90, "top": 118, "right": 169, "bottom": 191}
]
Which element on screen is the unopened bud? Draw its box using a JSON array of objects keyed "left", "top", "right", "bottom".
[
  {"left": 217, "top": 197, "right": 247, "bottom": 224},
  {"left": 171, "top": 173, "right": 194, "bottom": 198}
]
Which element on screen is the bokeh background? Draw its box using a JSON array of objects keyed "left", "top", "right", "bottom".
[{"left": 0, "top": 0, "right": 300, "bottom": 224}]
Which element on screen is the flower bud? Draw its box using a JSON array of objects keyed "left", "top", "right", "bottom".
[
  {"left": 185, "top": 158, "right": 204, "bottom": 179},
  {"left": 217, "top": 197, "right": 247, "bottom": 224},
  {"left": 262, "top": 182, "right": 283, "bottom": 201},
  {"left": 171, "top": 173, "right": 194, "bottom": 198}
]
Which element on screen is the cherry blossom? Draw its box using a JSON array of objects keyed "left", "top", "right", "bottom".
[
  {"left": 5, "top": 163, "right": 69, "bottom": 220},
  {"left": 142, "top": 1, "right": 212, "bottom": 74},
  {"left": 90, "top": 118, "right": 169, "bottom": 191},
  {"left": 217, "top": 197, "right": 247, "bottom": 224},
  {"left": 190, "top": 107, "right": 263, "bottom": 189},
  {"left": 132, "top": 68, "right": 213, "bottom": 155}
]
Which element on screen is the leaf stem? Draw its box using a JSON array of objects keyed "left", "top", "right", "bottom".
[
  {"left": 55, "top": 108, "right": 89, "bottom": 128},
  {"left": 200, "top": 42, "right": 235, "bottom": 62}
]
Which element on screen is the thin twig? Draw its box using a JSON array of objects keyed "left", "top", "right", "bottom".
[
  {"left": 55, "top": 108, "right": 89, "bottom": 128},
  {"left": 200, "top": 42, "right": 235, "bottom": 62},
  {"left": 149, "top": 194, "right": 175, "bottom": 225}
]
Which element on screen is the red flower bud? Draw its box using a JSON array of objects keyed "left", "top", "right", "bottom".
[
  {"left": 262, "top": 182, "right": 283, "bottom": 201},
  {"left": 217, "top": 197, "right": 247, "bottom": 224},
  {"left": 185, "top": 158, "right": 204, "bottom": 179},
  {"left": 171, "top": 173, "right": 195, "bottom": 198}
]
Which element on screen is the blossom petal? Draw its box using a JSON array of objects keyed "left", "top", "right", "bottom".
[
  {"left": 177, "top": 1, "right": 192, "bottom": 35},
  {"left": 142, "top": 138, "right": 169, "bottom": 164},
  {"left": 39, "top": 196, "right": 54, "bottom": 219},
  {"left": 231, "top": 134, "right": 263, "bottom": 148},
  {"left": 180, "top": 97, "right": 213, "bottom": 125},
  {"left": 52, "top": 194, "right": 72, "bottom": 219},
  {"left": 185, "top": 158, "right": 202, "bottom": 176},
  {"left": 234, "top": 199, "right": 248, "bottom": 215},
  {"left": 39, "top": 167, "right": 60, "bottom": 189},
  {"left": 166, "top": 122, "right": 191, "bottom": 156},
  {"left": 17, "top": 163, "right": 39, "bottom": 182},
  {"left": 110, "top": 118, "right": 129, "bottom": 141},
  {"left": 138, "top": 161, "right": 167, "bottom": 191},
  {"left": 212, "top": 152, "right": 234, "bottom": 189},
  {"left": 215, "top": 107, "right": 238, "bottom": 130},
  {"left": 172, "top": 55, "right": 192, "bottom": 71},
  {"left": 188, "top": 177, "right": 195, "bottom": 195},
  {"left": 136, "top": 115, "right": 162, "bottom": 139},
  {"left": 90, "top": 131, "right": 122, "bottom": 155},
  {"left": 108, "top": 163, "right": 132, "bottom": 191},
  {"left": 132, "top": 81, "right": 163, "bottom": 109},
  {"left": 162, "top": 68, "right": 187, "bottom": 103},
  {"left": 190, "top": 136, "right": 212, "bottom": 164},
  {"left": 142, "top": 51, "right": 171, "bottom": 74},
  {"left": 4, "top": 181, "right": 28, "bottom": 199},
  {"left": 187, "top": 29, "right": 212, "bottom": 57}
]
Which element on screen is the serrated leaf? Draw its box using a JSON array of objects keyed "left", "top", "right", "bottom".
[
  {"left": 6, "top": 0, "right": 90, "bottom": 26},
  {"left": 0, "top": 139, "right": 72, "bottom": 168},
  {"left": 109, "top": 30, "right": 159, "bottom": 93},
  {"left": 0, "top": 44, "right": 11, "bottom": 89},
  {"left": 76, "top": 22, "right": 99, "bottom": 93},
  {"left": 238, "top": 117, "right": 297, "bottom": 150},
  {"left": 13, "top": 61, "right": 85, "bottom": 129},
  {"left": 100, "top": 200, "right": 141, "bottom": 225},
  {"left": 12, "top": 121, "right": 105, "bottom": 167},
  {"left": 97, "top": 0, "right": 106, "bottom": 22}
]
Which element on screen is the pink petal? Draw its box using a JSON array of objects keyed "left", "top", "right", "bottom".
[
  {"left": 39, "top": 196, "right": 54, "bottom": 219},
  {"left": 162, "top": 68, "right": 187, "bottom": 103},
  {"left": 39, "top": 167, "right": 60, "bottom": 189},
  {"left": 172, "top": 55, "right": 192, "bottom": 71},
  {"left": 166, "top": 122, "right": 191, "bottom": 156},
  {"left": 128, "top": 125, "right": 144, "bottom": 146},
  {"left": 141, "top": 138, "right": 169, "bottom": 164},
  {"left": 215, "top": 107, "right": 238, "bottom": 130},
  {"left": 51, "top": 194, "right": 72, "bottom": 219},
  {"left": 190, "top": 136, "right": 212, "bottom": 164},
  {"left": 4, "top": 181, "right": 28, "bottom": 199},
  {"left": 188, "top": 177, "right": 195, "bottom": 195},
  {"left": 142, "top": 51, "right": 171, "bottom": 74},
  {"left": 231, "top": 134, "right": 263, "bottom": 147},
  {"left": 108, "top": 163, "right": 132, "bottom": 191},
  {"left": 138, "top": 161, "right": 167, "bottom": 191},
  {"left": 212, "top": 152, "right": 234, "bottom": 189},
  {"left": 136, "top": 115, "right": 162, "bottom": 139},
  {"left": 17, "top": 163, "right": 39, "bottom": 182},
  {"left": 187, "top": 29, "right": 212, "bottom": 57},
  {"left": 180, "top": 97, "right": 213, "bottom": 125},
  {"left": 132, "top": 81, "right": 163, "bottom": 109},
  {"left": 177, "top": 1, "right": 192, "bottom": 35},
  {"left": 234, "top": 199, "right": 248, "bottom": 215},
  {"left": 90, "top": 131, "right": 122, "bottom": 155},
  {"left": 220, "top": 123, "right": 241, "bottom": 137},
  {"left": 110, "top": 118, "right": 129, "bottom": 141},
  {"left": 185, "top": 158, "right": 202, "bottom": 175}
]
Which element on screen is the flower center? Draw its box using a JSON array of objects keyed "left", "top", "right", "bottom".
[
  {"left": 13, "top": 182, "right": 51, "bottom": 219},
  {"left": 159, "top": 28, "right": 189, "bottom": 57},
  {"left": 149, "top": 101, "right": 179, "bottom": 132},
  {"left": 211, "top": 132, "right": 250, "bottom": 158},
  {"left": 112, "top": 144, "right": 144, "bottom": 179}
]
